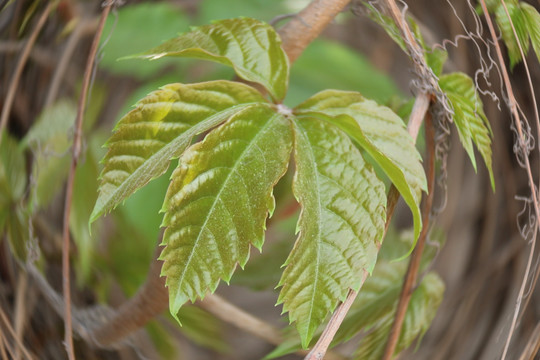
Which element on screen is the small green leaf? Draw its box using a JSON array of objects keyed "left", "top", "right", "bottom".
[
  {"left": 6, "top": 205, "right": 29, "bottom": 261},
  {"left": 439, "top": 72, "right": 494, "bottom": 189},
  {"left": 135, "top": 18, "right": 289, "bottom": 101},
  {"left": 522, "top": 3, "right": 540, "bottom": 63},
  {"left": 495, "top": 2, "right": 530, "bottom": 68},
  {"left": 23, "top": 100, "right": 77, "bottom": 208},
  {"left": 0, "top": 132, "right": 26, "bottom": 201},
  {"left": 295, "top": 90, "right": 426, "bottom": 241},
  {"left": 91, "top": 80, "right": 265, "bottom": 223},
  {"left": 353, "top": 272, "right": 444, "bottom": 359},
  {"left": 160, "top": 104, "right": 293, "bottom": 320},
  {"left": 277, "top": 118, "right": 386, "bottom": 348}
]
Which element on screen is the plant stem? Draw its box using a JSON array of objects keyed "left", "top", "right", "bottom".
[
  {"left": 278, "top": 0, "right": 351, "bottom": 63},
  {"left": 61, "top": 3, "right": 112, "bottom": 359},
  {"left": 381, "top": 111, "right": 436, "bottom": 360},
  {"left": 0, "top": 1, "right": 55, "bottom": 146}
]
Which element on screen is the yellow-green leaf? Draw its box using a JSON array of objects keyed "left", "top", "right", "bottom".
[
  {"left": 439, "top": 72, "right": 494, "bottom": 189},
  {"left": 495, "top": 2, "right": 530, "bottom": 68},
  {"left": 522, "top": 3, "right": 540, "bottom": 63},
  {"left": 160, "top": 104, "right": 293, "bottom": 320},
  {"left": 134, "top": 18, "right": 289, "bottom": 101},
  {"left": 295, "top": 90, "right": 426, "bottom": 241},
  {"left": 277, "top": 117, "right": 386, "bottom": 348},
  {"left": 91, "top": 80, "right": 265, "bottom": 223}
]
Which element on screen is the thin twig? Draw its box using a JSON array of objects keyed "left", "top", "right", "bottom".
[
  {"left": 0, "top": 305, "right": 33, "bottom": 360},
  {"left": 519, "top": 322, "right": 540, "bottom": 360},
  {"left": 306, "top": 91, "right": 432, "bottom": 360},
  {"left": 13, "top": 272, "right": 28, "bottom": 360},
  {"left": 0, "top": 1, "right": 55, "bottom": 146},
  {"left": 45, "top": 18, "right": 99, "bottom": 107},
  {"left": 61, "top": 3, "right": 112, "bottom": 359},
  {"left": 382, "top": 111, "right": 436, "bottom": 360},
  {"left": 477, "top": 2, "right": 540, "bottom": 359},
  {"left": 198, "top": 294, "right": 283, "bottom": 345}
]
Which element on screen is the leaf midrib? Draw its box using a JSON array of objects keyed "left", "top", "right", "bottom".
[
  {"left": 93, "top": 103, "right": 259, "bottom": 221},
  {"left": 296, "top": 123, "right": 322, "bottom": 339},
  {"left": 173, "top": 106, "right": 279, "bottom": 301}
]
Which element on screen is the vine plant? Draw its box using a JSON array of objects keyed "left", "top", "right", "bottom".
[
  {"left": 87, "top": 10, "right": 494, "bottom": 359},
  {"left": 8, "top": 0, "right": 540, "bottom": 358}
]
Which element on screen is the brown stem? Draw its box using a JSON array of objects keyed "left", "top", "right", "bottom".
[
  {"left": 381, "top": 112, "right": 436, "bottom": 360},
  {"left": 0, "top": 1, "right": 55, "bottom": 146},
  {"left": 277, "top": 0, "right": 351, "bottom": 64},
  {"left": 89, "top": 247, "right": 169, "bottom": 347},
  {"left": 61, "top": 4, "right": 112, "bottom": 359}
]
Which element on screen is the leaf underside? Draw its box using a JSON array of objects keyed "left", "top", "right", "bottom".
[
  {"left": 160, "top": 104, "right": 293, "bottom": 319},
  {"left": 91, "top": 80, "right": 265, "bottom": 223},
  {"left": 295, "top": 90, "right": 426, "bottom": 241},
  {"left": 136, "top": 17, "right": 289, "bottom": 101},
  {"left": 277, "top": 117, "right": 386, "bottom": 348},
  {"left": 439, "top": 72, "right": 494, "bottom": 189}
]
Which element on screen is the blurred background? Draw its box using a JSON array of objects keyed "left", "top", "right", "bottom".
[{"left": 1, "top": 0, "right": 539, "bottom": 359}]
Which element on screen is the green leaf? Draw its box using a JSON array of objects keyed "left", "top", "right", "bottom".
[
  {"left": 6, "top": 205, "right": 29, "bottom": 261},
  {"left": 295, "top": 90, "right": 426, "bottom": 241},
  {"left": 0, "top": 132, "right": 26, "bottom": 201},
  {"left": 71, "top": 137, "right": 102, "bottom": 284},
  {"left": 439, "top": 72, "right": 494, "bottom": 189},
  {"left": 277, "top": 118, "right": 386, "bottom": 348},
  {"left": 522, "top": 3, "right": 540, "bottom": 63},
  {"left": 91, "top": 80, "right": 265, "bottom": 223},
  {"left": 265, "top": 226, "right": 444, "bottom": 359},
  {"left": 23, "top": 100, "right": 77, "bottom": 208},
  {"left": 135, "top": 18, "right": 289, "bottom": 101},
  {"left": 353, "top": 272, "right": 444, "bottom": 359},
  {"left": 495, "top": 2, "right": 530, "bottom": 68},
  {"left": 160, "top": 104, "right": 293, "bottom": 320},
  {"left": 176, "top": 306, "right": 229, "bottom": 352}
]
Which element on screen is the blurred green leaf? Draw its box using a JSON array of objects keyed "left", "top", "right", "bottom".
[
  {"left": 177, "top": 306, "right": 229, "bottom": 352},
  {"left": 23, "top": 99, "right": 77, "bottom": 208},
  {"left": 495, "top": 2, "right": 530, "bottom": 68},
  {"left": 439, "top": 72, "right": 494, "bottom": 189},
  {"left": 71, "top": 135, "right": 104, "bottom": 284},
  {"left": 522, "top": 3, "right": 540, "bottom": 63},
  {"left": 287, "top": 39, "right": 401, "bottom": 106},
  {"left": 353, "top": 273, "right": 444, "bottom": 359},
  {"left": 100, "top": 3, "right": 190, "bottom": 79},
  {"left": 198, "top": 0, "right": 290, "bottom": 23}
]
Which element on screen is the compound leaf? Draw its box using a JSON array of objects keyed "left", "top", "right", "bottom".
[
  {"left": 135, "top": 18, "right": 289, "bottom": 101},
  {"left": 160, "top": 105, "right": 292, "bottom": 319},
  {"left": 439, "top": 72, "right": 494, "bottom": 189},
  {"left": 295, "top": 90, "right": 426, "bottom": 241},
  {"left": 495, "top": 2, "right": 530, "bottom": 68},
  {"left": 277, "top": 117, "right": 386, "bottom": 348},
  {"left": 91, "top": 80, "right": 265, "bottom": 223}
]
